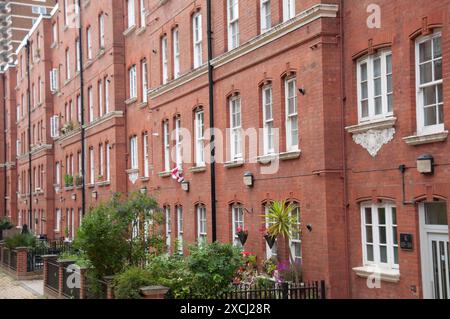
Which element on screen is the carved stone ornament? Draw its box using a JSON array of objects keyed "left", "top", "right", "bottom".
[{"left": 352, "top": 128, "right": 396, "bottom": 157}]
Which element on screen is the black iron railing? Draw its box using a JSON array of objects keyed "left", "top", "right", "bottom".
[
  {"left": 221, "top": 281, "right": 326, "bottom": 300},
  {"left": 46, "top": 259, "right": 60, "bottom": 293},
  {"left": 2, "top": 248, "right": 10, "bottom": 268}
]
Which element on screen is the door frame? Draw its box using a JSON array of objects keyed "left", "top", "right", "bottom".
[{"left": 419, "top": 202, "right": 449, "bottom": 299}]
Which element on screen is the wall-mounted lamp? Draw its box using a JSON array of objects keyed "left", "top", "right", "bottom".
[
  {"left": 298, "top": 87, "right": 306, "bottom": 95},
  {"left": 243, "top": 172, "right": 254, "bottom": 188},
  {"left": 181, "top": 181, "right": 190, "bottom": 192},
  {"left": 417, "top": 154, "right": 434, "bottom": 175}
]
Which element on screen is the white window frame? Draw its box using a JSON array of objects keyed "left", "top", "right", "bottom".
[
  {"left": 75, "top": 38, "right": 81, "bottom": 72},
  {"left": 193, "top": 13, "right": 203, "bottom": 68},
  {"left": 63, "top": 0, "right": 69, "bottom": 26},
  {"left": 232, "top": 204, "right": 244, "bottom": 248},
  {"left": 262, "top": 85, "right": 274, "bottom": 155},
  {"left": 360, "top": 201, "right": 399, "bottom": 270},
  {"left": 141, "top": 59, "right": 148, "bottom": 103},
  {"left": 227, "top": 0, "right": 239, "bottom": 50},
  {"left": 98, "top": 80, "right": 103, "bottom": 117},
  {"left": 99, "top": 13, "right": 105, "bottom": 49},
  {"left": 130, "top": 135, "right": 138, "bottom": 170},
  {"left": 415, "top": 31, "right": 444, "bottom": 135},
  {"left": 139, "top": 0, "right": 146, "bottom": 28},
  {"left": 282, "top": 0, "right": 295, "bottom": 22},
  {"left": 50, "top": 68, "right": 59, "bottom": 92},
  {"left": 99, "top": 144, "right": 104, "bottom": 177},
  {"left": 175, "top": 117, "right": 182, "bottom": 167},
  {"left": 86, "top": 27, "right": 93, "bottom": 60},
  {"left": 89, "top": 148, "right": 94, "bottom": 185},
  {"left": 197, "top": 205, "right": 207, "bottom": 246},
  {"left": 88, "top": 87, "right": 94, "bottom": 122},
  {"left": 55, "top": 162, "right": 61, "bottom": 185},
  {"left": 356, "top": 50, "right": 393, "bottom": 122},
  {"left": 165, "top": 206, "right": 171, "bottom": 251},
  {"left": 265, "top": 205, "right": 277, "bottom": 259},
  {"left": 50, "top": 115, "right": 59, "bottom": 138},
  {"left": 230, "top": 96, "right": 242, "bottom": 160},
  {"left": 260, "top": 0, "right": 271, "bottom": 33},
  {"left": 106, "top": 143, "right": 111, "bottom": 181},
  {"left": 173, "top": 28, "right": 180, "bottom": 79},
  {"left": 163, "top": 120, "right": 170, "bottom": 171},
  {"left": 105, "top": 78, "right": 110, "bottom": 113},
  {"left": 285, "top": 77, "right": 298, "bottom": 152},
  {"left": 52, "top": 22, "right": 58, "bottom": 45},
  {"left": 127, "top": 0, "right": 136, "bottom": 28},
  {"left": 161, "top": 36, "right": 168, "bottom": 84},
  {"left": 195, "top": 109, "right": 205, "bottom": 166},
  {"left": 65, "top": 49, "right": 70, "bottom": 80},
  {"left": 289, "top": 205, "right": 302, "bottom": 265},
  {"left": 129, "top": 65, "right": 137, "bottom": 99},
  {"left": 177, "top": 206, "right": 183, "bottom": 254},
  {"left": 55, "top": 209, "right": 61, "bottom": 232},
  {"left": 77, "top": 95, "right": 82, "bottom": 123},
  {"left": 143, "top": 133, "right": 149, "bottom": 178}
]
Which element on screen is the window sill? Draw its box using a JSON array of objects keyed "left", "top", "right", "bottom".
[
  {"left": 257, "top": 153, "right": 278, "bottom": 164},
  {"left": 140, "top": 177, "right": 150, "bottom": 182},
  {"left": 403, "top": 131, "right": 448, "bottom": 146},
  {"left": 50, "top": 42, "right": 58, "bottom": 49},
  {"left": 87, "top": 184, "right": 95, "bottom": 189},
  {"left": 279, "top": 150, "right": 301, "bottom": 161},
  {"left": 85, "top": 59, "right": 93, "bottom": 69},
  {"left": 224, "top": 159, "right": 244, "bottom": 169},
  {"left": 96, "top": 181, "right": 111, "bottom": 187},
  {"left": 353, "top": 266, "right": 400, "bottom": 283},
  {"left": 189, "top": 166, "right": 207, "bottom": 173},
  {"left": 64, "top": 186, "right": 74, "bottom": 191},
  {"left": 345, "top": 117, "right": 397, "bottom": 134},
  {"left": 125, "top": 97, "right": 137, "bottom": 105},
  {"left": 123, "top": 25, "right": 137, "bottom": 37},
  {"left": 136, "top": 26, "right": 146, "bottom": 35},
  {"left": 138, "top": 101, "right": 148, "bottom": 109},
  {"left": 158, "top": 171, "right": 171, "bottom": 178}
]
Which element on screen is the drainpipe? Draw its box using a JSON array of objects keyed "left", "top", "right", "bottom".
[
  {"left": 339, "top": 0, "right": 352, "bottom": 298},
  {"left": 77, "top": 2, "right": 86, "bottom": 217},
  {"left": 25, "top": 40, "right": 32, "bottom": 228},
  {"left": 2, "top": 72, "right": 6, "bottom": 217},
  {"left": 206, "top": 0, "right": 217, "bottom": 242}
]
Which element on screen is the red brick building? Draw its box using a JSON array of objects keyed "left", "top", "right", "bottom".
[{"left": 1, "top": 0, "right": 449, "bottom": 299}]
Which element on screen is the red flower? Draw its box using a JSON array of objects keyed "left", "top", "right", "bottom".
[{"left": 241, "top": 251, "right": 251, "bottom": 257}]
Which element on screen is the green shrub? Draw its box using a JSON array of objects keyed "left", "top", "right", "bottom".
[
  {"left": 114, "top": 267, "right": 154, "bottom": 299},
  {"left": 5, "top": 233, "right": 36, "bottom": 249},
  {"left": 0, "top": 217, "right": 14, "bottom": 231}
]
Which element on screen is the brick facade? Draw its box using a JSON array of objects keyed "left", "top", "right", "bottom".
[{"left": 1, "top": 0, "right": 449, "bottom": 299}]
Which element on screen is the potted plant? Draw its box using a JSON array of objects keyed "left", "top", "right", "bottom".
[
  {"left": 236, "top": 226, "right": 248, "bottom": 246},
  {"left": 64, "top": 174, "right": 74, "bottom": 187},
  {"left": 260, "top": 226, "right": 277, "bottom": 249}
]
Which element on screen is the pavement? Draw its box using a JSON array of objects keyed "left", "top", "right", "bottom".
[{"left": 0, "top": 270, "right": 44, "bottom": 299}]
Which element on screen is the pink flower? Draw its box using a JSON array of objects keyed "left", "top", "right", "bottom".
[{"left": 237, "top": 225, "right": 242, "bottom": 233}]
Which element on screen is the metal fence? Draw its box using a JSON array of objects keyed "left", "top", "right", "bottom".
[
  {"left": 222, "top": 281, "right": 326, "bottom": 300},
  {"left": 62, "top": 263, "right": 80, "bottom": 299},
  {"left": 27, "top": 240, "right": 74, "bottom": 272}
]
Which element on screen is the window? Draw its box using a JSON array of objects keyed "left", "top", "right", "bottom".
[
  {"left": 193, "top": 13, "right": 202, "bottom": 68},
  {"left": 55, "top": 209, "right": 61, "bottom": 232},
  {"left": 285, "top": 78, "right": 298, "bottom": 151},
  {"left": 55, "top": 162, "right": 61, "bottom": 185},
  {"left": 361, "top": 202, "right": 399, "bottom": 270},
  {"left": 165, "top": 206, "right": 171, "bottom": 251},
  {"left": 232, "top": 205, "right": 244, "bottom": 248},
  {"left": 357, "top": 50, "right": 393, "bottom": 121},
  {"left": 86, "top": 27, "right": 93, "bottom": 60},
  {"left": 129, "top": 65, "right": 137, "bottom": 99},
  {"left": 77, "top": 95, "right": 82, "bottom": 123},
  {"left": 130, "top": 135, "right": 138, "bottom": 170},
  {"left": 78, "top": 151, "right": 82, "bottom": 176},
  {"left": 141, "top": 59, "right": 148, "bottom": 103},
  {"left": 50, "top": 115, "right": 59, "bottom": 138},
  {"left": 64, "top": 0, "right": 69, "bottom": 25},
  {"left": 52, "top": 22, "right": 58, "bottom": 45},
  {"left": 127, "top": 0, "right": 136, "bottom": 28},
  {"left": 260, "top": 0, "right": 271, "bottom": 33},
  {"left": 39, "top": 78, "right": 43, "bottom": 104},
  {"left": 282, "top": 0, "right": 295, "bottom": 22},
  {"left": 197, "top": 205, "right": 207, "bottom": 245},
  {"left": 143, "top": 132, "right": 149, "bottom": 178},
  {"left": 265, "top": 204, "right": 277, "bottom": 258},
  {"left": 88, "top": 87, "right": 94, "bottom": 122},
  {"left": 139, "top": 0, "right": 146, "bottom": 28},
  {"left": 99, "top": 144, "right": 104, "bottom": 177},
  {"left": 161, "top": 36, "right": 168, "bottom": 84},
  {"left": 99, "top": 13, "right": 105, "bottom": 48},
  {"left": 177, "top": 206, "right": 183, "bottom": 254},
  {"left": 98, "top": 80, "right": 103, "bottom": 117},
  {"left": 32, "top": 5, "right": 46, "bottom": 15},
  {"left": 106, "top": 143, "right": 111, "bottom": 181},
  {"left": 175, "top": 117, "right": 182, "bottom": 167},
  {"left": 227, "top": 0, "right": 239, "bottom": 50},
  {"left": 173, "top": 28, "right": 180, "bottom": 79},
  {"left": 75, "top": 38, "right": 80, "bottom": 72},
  {"left": 105, "top": 78, "right": 110, "bottom": 113},
  {"left": 50, "top": 68, "right": 59, "bottom": 92},
  {"left": 289, "top": 205, "right": 301, "bottom": 264},
  {"left": 163, "top": 120, "right": 170, "bottom": 171},
  {"left": 65, "top": 48, "right": 70, "bottom": 80},
  {"left": 230, "top": 96, "right": 242, "bottom": 160},
  {"left": 415, "top": 31, "right": 443, "bottom": 135},
  {"left": 262, "top": 85, "right": 274, "bottom": 154},
  {"left": 195, "top": 109, "right": 205, "bottom": 166},
  {"left": 89, "top": 148, "right": 94, "bottom": 184}
]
